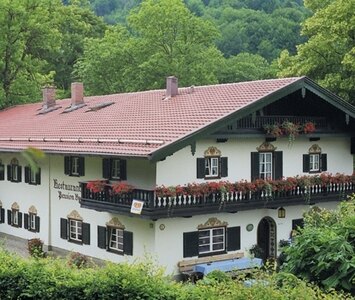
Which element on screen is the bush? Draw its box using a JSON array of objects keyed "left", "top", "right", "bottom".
[
  {"left": 67, "top": 252, "right": 91, "bottom": 269},
  {"left": 28, "top": 238, "right": 45, "bottom": 258},
  {"left": 282, "top": 195, "right": 355, "bottom": 294}
]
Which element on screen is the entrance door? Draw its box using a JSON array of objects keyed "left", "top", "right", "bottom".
[{"left": 257, "top": 217, "right": 276, "bottom": 261}]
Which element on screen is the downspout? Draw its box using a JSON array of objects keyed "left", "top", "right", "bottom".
[{"left": 47, "top": 154, "right": 52, "bottom": 250}]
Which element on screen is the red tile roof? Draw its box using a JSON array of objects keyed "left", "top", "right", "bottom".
[{"left": 0, "top": 77, "right": 303, "bottom": 157}]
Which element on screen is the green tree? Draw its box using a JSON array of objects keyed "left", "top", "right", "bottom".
[
  {"left": 283, "top": 197, "right": 355, "bottom": 293},
  {"left": 0, "top": 0, "right": 61, "bottom": 108},
  {"left": 278, "top": 0, "right": 355, "bottom": 103}
]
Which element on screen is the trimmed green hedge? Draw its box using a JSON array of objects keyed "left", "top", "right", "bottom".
[{"left": 0, "top": 249, "right": 351, "bottom": 300}]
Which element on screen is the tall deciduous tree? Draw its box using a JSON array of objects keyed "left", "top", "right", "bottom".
[
  {"left": 0, "top": 0, "right": 61, "bottom": 108},
  {"left": 278, "top": 0, "right": 355, "bottom": 103}
]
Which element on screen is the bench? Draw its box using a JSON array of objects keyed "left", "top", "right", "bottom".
[{"left": 178, "top": 252, "right": 244, "bottom": 279}]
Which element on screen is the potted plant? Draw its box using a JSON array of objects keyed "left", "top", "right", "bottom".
[
  {"left": 281, "top": 121, "right": 301, "bottom": 143},
  {"left": 111, "top": 182, "right": 134, "bottom": 195},
  {"left": 86, "top": 180, "right": 106, "bottom": 193},
  {"left": 303, "top": 121, "right": 316, "bottom": 134}
]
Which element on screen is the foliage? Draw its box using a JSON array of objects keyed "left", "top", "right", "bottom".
[
  {"left": 0, "top": 248, "right": 350, "bottom": 299},
  {"left": 111, "top": 182, "right": 134, "bottom": 195},
  {"left": 249, "top": 244, "right": 264, "bottom": 259},
  {"left": 86, "top": 180, "right": 106, "bottom": 193},
  {"left": 67, "top": 252, "right": 92, "bottom": 269},
  {"left": 282, "top": 196, "right": 355, "bottom": 294},
  {"left": 278, "top": 0, "right": 355, "bottom": 103},
  {"left": 27, "top": 238, "right": 45, "bottom": 258},
  {"left": 263, "top": 121, "right": 316, "bottom": 141}
]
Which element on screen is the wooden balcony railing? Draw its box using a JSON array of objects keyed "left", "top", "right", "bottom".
[{"left": 80, "top": 179, "right": 354, "bottom": 219}]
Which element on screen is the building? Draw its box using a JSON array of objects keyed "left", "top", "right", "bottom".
[{"left": 0, "top": 76, "right": 354, "bottom": 274}]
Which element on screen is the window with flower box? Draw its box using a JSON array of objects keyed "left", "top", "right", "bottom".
[
  {"left": 197, "top": 147, "right": 228, "bottom": 179},
  {"left": 7, "top": 158, "right": 22, "bottom": 183},
  {"left": 102, "top": 158, "right": 127, "bottom": 180},
  {"left": 60, "top": 211, "right": 90, "bottom": 245},
  {"left": 97, "top": 218, "right": 133, "bottom": 256},
  {"left": 183, "top": 218, "right": 240, "bottom": 258},
  {"left": 24, "top": 166, "right": 41, "bottom": 185},
  {"left": 64, "top": 156, "right": 85, "bottom": 177},
  {"left": 303, "top": 144, "right": 327, "bottom": 173}
]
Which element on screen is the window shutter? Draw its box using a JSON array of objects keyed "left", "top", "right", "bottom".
[
  {"left": 35, "top": 216, "right": 40, "bottom": 232},
  {"left": 97, "top": 226, "right": 107, "bottom": 249},
  {"left": 7, "top": 165, "right": 11, "bottom": 181},
  {"left": 60, "top": 218, "right": 68, "bottom": 239},
  {"left": 274, "top": 151, "right": 283, "bottom": 180},
  {"left": 220, "top": 157, "right": 228, "bottom": 178},
  {"left": 17, "top": 166, "right": 22, "bottom": 182},
  {"left": 120, "top": 160, "right": 127, "bottom": 180},
  {"left": 102, "top": 158, "right": 111, "bottom": 179},
  {"left": 351, "top": 137, "right": 355, "bottom": 154},
  {"left": 251, "top": 152, "right": 259, "bottom": 181},
  {"left": 78, "top": 157, "right": 85, "bottom": 176},
  {"left": 292, "top": 218, "right": 304, "bottom": 230},
  {"left": 227, "top": 226, "right": 241, "bottom": 251},
  {"left": 0, "top": 164, "right": 4, "bottom": 180},
  {"left": 18, "top": 212, "right": 22, "bottom": 228},
  {"left": 24, "top": 213, "right": 29, "bottom": 230},
  {"left": 24, "top": 166, "right": 30, "bottom": 183},
  {"left": 320, "top": 154, "right": 327, "bottom": 171},
  {"left": 7, "top": 210, "right": 11, "bottom": 225},
  {"left": 123, "top": 231, "right": 133, "bottom": 255},
  {"left": 0, "top": 208, "right": 4, "bottom": 223},
  {"left": 303, "top": 154, "right": 310, "bottom": 173},
  {"left": 35, "top": 168, "right": 41, "bottom": 185},
  {"left": 196, "top": 158, "right": 205, "bottom": 179},
  {"left": 82, "top": 222, "right": 91, "bottom": 245},
  {"left": 64, "top": 156, "right": 70, "bottom": 175},
  {"left": 183, "top": 231, "right": 199, "bottom": 258}
]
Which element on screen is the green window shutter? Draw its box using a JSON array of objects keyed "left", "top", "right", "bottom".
[
  {"left": 64, "top": 156, "right": 71, "bottom": 175},
  {"left": 303, "top": 154, "right": 310, "bottom": 172},
  {"left": 320, "top": 154, "right": 327, "bottom": 171},
  {"left": 0, "top": 164, "right": 4, "bottom": 181},
  {"left": 251, "top": 152, "right": 259, "bottom": 181},
  {"left": 82, "top": 222, "right": 91, "bottom": 245},
  {"left": 97, "top": 226, "right": 107, "bottom": 249},
  {"left": 78, "top": 157, "right": 85, "bottom": 176},
  {"left": 123, "top": 231, "right": 133, "bottom": 256},
  {"left": 24, "top": 213, "right": 29, "bottom": 230},
  {"left": 16, "top": 166, "right": 22, "bottom": 182},
  {"left": 183, "top": 231, "right": 199, "bottom": 258},
  {"left": 227, "top": 226, "right": 241, "bottom": 251},
  {"left": 196, "top": 158, "right": 205, "bottom": 179},
  {"left": 120, "top": 160, "right": 127, "bottom": 180},
  {"left": 102, "top": 158, "right": 111, "bottom": 179},
  {"left": 60, "top": 218, "right": 68, "bottom": 239},
  {"left": 220, "top": 157, "right": 228, "bottom": 178},
  {"left": 7, "top": 210, "right": 11, "bottom": 225},
  {"left": 35, "top": 216, "right": 40, "bottom": 233},
  {"left": 36, "top": 168, "right": 41, "bottom": 185},
  {"left": 18, "top": 212, "right": 22, "bottom": 228},
  {"left": 0, "top": 208, "right": 5, "bottom": 223},
  {"left": 274, "top": 151, "right": 283, "bottom": 180},
  {"left": 24, "top": 166, "right": 30, "bottom": 183},
  {"left": 7, "top": 165, "right": 11, "bottom": 181}
]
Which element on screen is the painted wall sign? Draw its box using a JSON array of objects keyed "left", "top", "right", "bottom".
[{"left": 53, "top": 179, "right": 81, "bottom": 201}]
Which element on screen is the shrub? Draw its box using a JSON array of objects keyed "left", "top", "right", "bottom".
[
  {"left": 28, "top": 238, "right": 45, "bottom": 258},
  {"left": 67, "top": 252, "right": 91, "bottom": 269}
]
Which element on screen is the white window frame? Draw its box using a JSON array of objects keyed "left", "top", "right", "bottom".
[
  {"left": 309, "top": 153, "right": 320, "bottom": 172},
  {"left": 259, "top": 152, "right": 273, "bottom": 180},
  {"left": 29, "top": 213, "right": 36, "bottom": 231},
  {"left": 12, "top": 209, "right": 19, "bottom": 226},
  {"left": 111, "top": 159, "right": 121, "bottom": 179},
  {"left": 71, "top": 157, "right": 79, "bottom": 176},
  {"left": 108, "top": 227, "right": 124, "bottom": 252},
  {"left": 69, "top": 219, "right": 82, "bottom": 242},
  {"left": 12, "top": 164, "right": 18, "bottom": 181},
  {"left": 198, "top": 227, "right": 225, "bottom": 254},
  {"left": 205, "top": 157, "right": 219, "bottom": 178}
]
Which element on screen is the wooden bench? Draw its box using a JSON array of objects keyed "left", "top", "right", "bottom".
[{"left": 178, "top": 252, "right": 244, "bottom": 276}]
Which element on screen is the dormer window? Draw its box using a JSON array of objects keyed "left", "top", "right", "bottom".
[{"left": 7, "top": 158, "right": 22, "bottom": 183}]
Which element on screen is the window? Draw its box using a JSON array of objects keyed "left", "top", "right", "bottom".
[
  {"left": 197, "top": 147, "right": 228, "bottom": 179},
  {"left": 64, "top": 156, "right": 85, "bottom": 177},
  {"left": 205, "top": 157, "right": 219, "bottom": 178},
  {"left": 0, "top": 160, "right": 4, "bottom": 181},
  {"left": 183, "top": 218, "right": 241, "bottom": 258},
  {"left": 0, "top": 203, "right": 4, "bottom": 224},
  {"left": 251, "top": 143, "right": 283, "bottom": 181},
  {"left": 7, "top": 158, "right": 22, "bottom": 183},
  {"left": 60, "top": 212, "right": 90, "bottom": 245},
  {"left": 102, "top": 158, "right": 127, "bottom": 180},
  {"left": 24, "top": 166, "right": 41, "bottom": 185},
  {"left": 259, "top": 152, "right": 273, "bottom": 179},
  {"left": 24, "top": 209, "right": 40, "bottom": 232},
  {"left": 7, "top": 203, "right": 22, "bottom": 228},
  {"left": 303, "top": 144, "right": 327, "bottom": 173},
  {"left": 97, "top": 219, "right": 133, "bottom": 256},
  {"left": 198, "top": 227, "right": 225, "bottom": 254}
]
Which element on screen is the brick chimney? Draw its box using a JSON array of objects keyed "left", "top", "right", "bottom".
[
  {"left": 42, "top": 86, "right": 56, "bottom": 109},
  {"left": 166, "top": 76, "right": 178, "bottom": 97},
  {"left": 71, "top": 82, "right": 84, "bottom": 106}
]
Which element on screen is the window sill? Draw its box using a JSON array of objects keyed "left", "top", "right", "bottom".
[
  {"left": 107, "top": 248, "right": 124, "bottom": 255},
  {"left": 198, "top": 250, "right": 227, "bottom": 258},
  {"left": 68, "top": 239, "right": 83, "bottom": 245}
]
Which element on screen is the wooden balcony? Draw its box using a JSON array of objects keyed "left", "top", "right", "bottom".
[{"left": 79, "top": 180, "right": 355, "bottom": 220}]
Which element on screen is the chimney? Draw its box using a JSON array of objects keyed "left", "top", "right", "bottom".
[
  {"left": 71, "top": 82, "right": 84, "bottom": 106},
  {"left": 42, "top": 86, "right": 56, "bottom": 109},
  {"left": 166, "top": 76, "right": 178, "bottom": 97}
]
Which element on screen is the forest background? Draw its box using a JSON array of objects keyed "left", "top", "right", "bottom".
[{"left": 0, "top": 0, "right": 354, "bottom": 109}]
